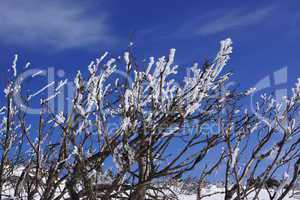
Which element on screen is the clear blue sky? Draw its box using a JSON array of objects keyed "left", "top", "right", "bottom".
[{"left": 0, "top": 0, "right": 300, "bottom": 104}]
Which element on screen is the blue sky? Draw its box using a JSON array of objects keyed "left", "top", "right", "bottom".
[{"left": 0, "top": 0, "right": 300, "bottom": 101}]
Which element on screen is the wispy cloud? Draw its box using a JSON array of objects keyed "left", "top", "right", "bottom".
[
  {"left": 0, "top": 0, "right": 114, "bottom": 50},
  {"left": 196, "top": 6, "right": 275, "bottom": 35}
]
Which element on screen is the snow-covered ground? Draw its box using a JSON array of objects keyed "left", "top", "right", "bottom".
[
  {"left": 178, "top": 194, "right": 300, "bottom": 200},
  {"left": 2, "top": 184, "right": 300, "bottom": 199},
  {"left": 177, "top": 186, "right": 300, "bottom": 200},
  {"left": 3, "top": 167, "right": 299, "bottom": 200}
]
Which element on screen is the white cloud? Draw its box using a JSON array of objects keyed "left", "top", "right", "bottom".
[
  {"left": 196, "top": 6, "right": 275, "bottom": 35},
  {"left": 0, "top": 0, "right": 113, "bottom": 50}
]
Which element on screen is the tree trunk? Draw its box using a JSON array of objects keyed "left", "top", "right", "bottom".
[{"left": 132, "top": 156, "right": 148, "bottom": 200}]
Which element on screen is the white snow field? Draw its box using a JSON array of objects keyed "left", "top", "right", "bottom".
[
  {"left": 178, "top": 193, "right": 300, "bottom": 200},
  {"left": 2, "top": 182, "right": 300, "bottom": 199},
  {"left": 1, "top": 167, "right": 298, "bottom": 199},
  {"left": 177, "top": 186, "right": 300, "bottom": 200}
]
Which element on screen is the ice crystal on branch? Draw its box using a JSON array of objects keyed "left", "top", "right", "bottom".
[{"left": 2, "top": 38, "right": 299, "bottom": 200}]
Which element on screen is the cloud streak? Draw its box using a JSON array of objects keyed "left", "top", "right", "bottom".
[
  {"left": 0, "top": 0, "right": 113, "bottom": 50},
  {"left": 196, "top": 6, "right": 275, "bottom": 35}
]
